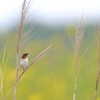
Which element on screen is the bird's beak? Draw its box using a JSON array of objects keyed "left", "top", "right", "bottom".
[{"left": 28, "top": 53, "right": 30, "bottom": 56}]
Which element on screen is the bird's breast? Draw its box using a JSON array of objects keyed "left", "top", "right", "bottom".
[{"left": 20, "top": 58, "right": 28, "bottom": 68}]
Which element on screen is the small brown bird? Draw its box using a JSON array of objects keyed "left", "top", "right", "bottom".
[{"left": 20, "top": 53, "right": 29, "bottom": 70}]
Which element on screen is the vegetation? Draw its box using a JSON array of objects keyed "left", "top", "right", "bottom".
[{"left": 0, "top": 0, "right": 100, "bottom": 100}]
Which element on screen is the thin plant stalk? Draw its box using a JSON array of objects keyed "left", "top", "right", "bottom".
[
  {"left": 0, "top": 66, "right": 4, "bottom": 100},
  {"left": 73, "top": 15, "right": 84, "bottom": 100},
  {"left": 0, "top": 43, "right": 8, "bottom": 100},
  {"left": 14, "top": 0, "right": 31, "bottom": 100},
  {"left": 13, "top": 0, "right": 52, "bottom": 100},
  {"left": 13, "top": 45, "right": 51, "bottom": 90},
  {"left": 94, "top": 23, "right": 100, "bottom": 100}
]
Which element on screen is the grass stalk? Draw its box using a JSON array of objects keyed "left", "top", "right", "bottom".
[
  {"left": 14, "top": 0, "right": 31, "bottom": 100},
  {"left": 94, "top": 23, "right": 100, "bottom": 100},
  {"left": 73, "top": 15, "right": 84, "bottom": 100},
  {"left": 13, "top": 0, "right": 52, "bottom": 100},
  {"left": 0, "top": 43, "right": 8, "bottom": 100},
  {"left": 13, "top": 45, "right": 51, "bottom": 90},
  {"left": 0, "top": 66, "right": 4, "bottom": 100}
]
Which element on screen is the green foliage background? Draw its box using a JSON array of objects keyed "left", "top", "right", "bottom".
[{"left": 0, "top": 23, "right": 100, "bottom": 100}]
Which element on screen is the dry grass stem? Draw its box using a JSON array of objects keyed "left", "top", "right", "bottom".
[
  {"left": 14, "top": 1, "right": 52, "bottom": 100},
  {"left": 0, "top": 43, "right": 8, "bottom": 100},
  {"left": 21, "top": 25, "right": 35, "bottom": 39},
  {"left": 68, "top": 34, "right": 74, "bottom": 49},
  {"left": 82, "top": 42, "right": 93, "bottom": 57},
  {"left": 0, "top": 66, "right": 4, "bottom": 100},
  {"left": 21, "top": 31, "right": 37, "bottom": 46},
  {"left": 14, "top": 0, "right": 32, "bottom": 100},
  {"left": 73, "top": 15, "right": 84, "bottom": 100},
  {"left": 13, "top": 45, "right": 51, "bottom": 95},
  {"left": 3, "top": 55, "right": 10, "bottom": 75},
  {"left": 94, "top": 23, "right": 100, "bottom": 100},
  {"left": 2, "top": 43, "right": 7, "bottom": 69}
]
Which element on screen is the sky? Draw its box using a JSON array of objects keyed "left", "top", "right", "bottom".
[{"left": 0, "top": 0, "right": 100, "bottom": 32}]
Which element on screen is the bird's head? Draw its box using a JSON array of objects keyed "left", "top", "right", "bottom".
[{"left": 21, "top": 53, "right": 29, "bottom": 59}]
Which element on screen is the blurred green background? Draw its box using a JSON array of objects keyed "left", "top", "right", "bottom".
[{"left": 0, "top": 22, "right": 100, "bottom": 100}]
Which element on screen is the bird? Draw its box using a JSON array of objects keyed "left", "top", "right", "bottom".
[{"left": 20, "top": 53, "right": 29, "bottom": 70}]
